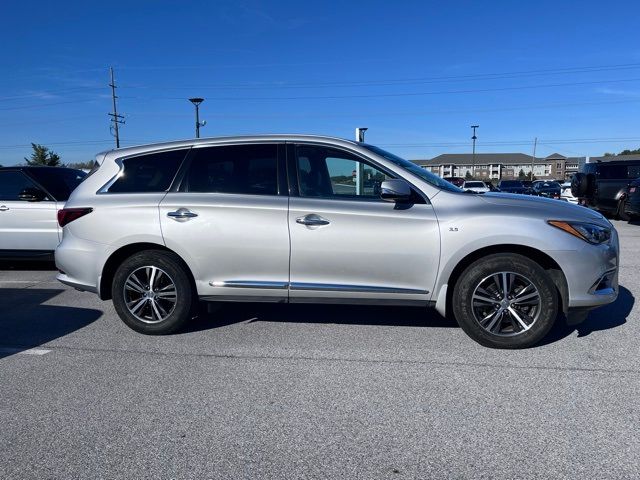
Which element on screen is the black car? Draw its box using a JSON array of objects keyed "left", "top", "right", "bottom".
[
  {"left": 624, "top": 178, "right": 640, "bottom": 219},
  {"left": 496, "top": 180, "right": 527, "bottom": 194},
  {"left": 530, "top": 181, "right": 561, "bottom": 199},
  {"left": 572, "top": 160, "right": 640, "bottom": 219}
]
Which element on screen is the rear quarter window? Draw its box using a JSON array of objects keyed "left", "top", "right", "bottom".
[{"left": 107, "top": 149, "right": 188, "bottom": 193}]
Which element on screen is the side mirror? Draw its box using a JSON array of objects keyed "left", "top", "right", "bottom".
[
  {"left": 18, "top": 187, "right": 47, "bottom": 202},
  {"left": 380, "top": 179, "right": 412, "bottom": 203}
]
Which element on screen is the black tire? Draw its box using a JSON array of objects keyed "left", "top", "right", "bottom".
[
  {"left": 452, "top": 253, "right": 558, "bottom": 349},
  {"left": 617, "top": 197, "right": 631, "bottom": 221},
  {"left": 571, "top": 173, "right": 586, "bottom": 197},
  {"left": 112, "top": 250, "right": 195, "bottom": 334}
]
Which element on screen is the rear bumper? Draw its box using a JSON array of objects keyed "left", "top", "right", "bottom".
[
  {"left": 625, "top": 197, "right": 640, "bottom": 215},
  {"left": 55, "top": 230, "right": 110, "bottom": 296}
]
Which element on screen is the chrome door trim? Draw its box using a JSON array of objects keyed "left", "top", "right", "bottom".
[
  {"left": 209, "top": 280, "right": 289, "bottom": 289},
  {"left": 290, "top": 282, "right": 428, "bottom": 295}
]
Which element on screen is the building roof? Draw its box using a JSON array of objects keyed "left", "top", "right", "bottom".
[
  {"left": 589, "top": 154, "right": 640, "bottom": 163},
  {"left": 412, "top": 152, "right": 586, "bottom": 166},
  {"left": 413, "top": 153, "right": 534, "bottom": 166}
]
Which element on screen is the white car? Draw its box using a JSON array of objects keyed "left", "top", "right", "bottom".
[
  {"left": 462, "top": 181, "right": 490, "bottom": 193},
  {"left": 0, "top": 166, "right": 86, "bottom": 260},
  {"left": 560, "top": 181, "right": 578, "bottom": 204}
]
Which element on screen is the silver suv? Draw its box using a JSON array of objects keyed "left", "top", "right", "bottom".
[{"left": 55, "top": 135, "right": 619, "bottom": 348}]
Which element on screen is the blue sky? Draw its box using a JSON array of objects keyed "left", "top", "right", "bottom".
[{"left": 1, "top": 0, "right": 640, "bottom": 165}]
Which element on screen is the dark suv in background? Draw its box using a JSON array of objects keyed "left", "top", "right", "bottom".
[
  {"left": 624, "top": 178, "right": 640, "bottom": 219},
  {"left": 572, "top": 160, "right": 640, "bottom": 220}
]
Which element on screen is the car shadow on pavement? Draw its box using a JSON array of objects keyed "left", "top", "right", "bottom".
[
  {"left": 188, "top": 286, "right": 633, "bottom": 346},
  {"left": 0, "top": 288, "right": 102, "bottom": 359},
  {"left": 0, "top": 260, "right": 57, "bottom": 271},
  {"left": 540, "top": 285, "right": 634, "bottom": 345},
  {"left": 184, "top": 302, "right": 458, "bottom": 334}
]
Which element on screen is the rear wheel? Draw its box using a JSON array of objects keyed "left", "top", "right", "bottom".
[
  {"left": 617, "top": 198, "right": 631, "bottom": 221},
  {"left": 112, "top": 250, "right": 195, "bottom": 334},
  {"left": 452, "top": 253, "right": 558, "bottom": 349}
]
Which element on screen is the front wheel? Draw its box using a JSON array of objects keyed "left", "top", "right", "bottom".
[
  {"left": 452, "top": 253, "right": 558, "bottom": 349},
  {"left": 112, "top": 250, "right": 195, "bottom": 334}
]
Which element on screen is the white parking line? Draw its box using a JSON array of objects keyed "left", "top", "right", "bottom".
[{"left": 0, "top": 347, "right": 51, "bottom": 356}]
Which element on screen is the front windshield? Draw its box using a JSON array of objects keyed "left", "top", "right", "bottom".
[
  {"left": 465, "top": 181, "right": 485, "bottom": 188},
  {"left": 361, "top": 144, "right": 463, "bottom": 193}
]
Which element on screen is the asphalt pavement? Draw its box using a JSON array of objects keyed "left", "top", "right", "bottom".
[{"left": 0, "top": 220, "right": 638, "bottom": 479}]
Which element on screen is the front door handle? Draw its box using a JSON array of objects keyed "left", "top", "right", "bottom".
[
  {"left": 167, "top": 208, "right": 198, "bottom": 220},
  {"left": 296, "top": 214, "right": 330, "bottom": 226},
  {"left": 0, "top": 205, "right": 8, "bottom": 212}
]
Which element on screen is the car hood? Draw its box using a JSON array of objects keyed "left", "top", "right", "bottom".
[{"left": 478, "top": 191, "right": 609, "bottom": 225}]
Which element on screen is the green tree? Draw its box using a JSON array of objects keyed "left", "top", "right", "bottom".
[
  {"left": 24, "top": 143, "right": 61, "bottom": 166},
  {"left": 603, "top": 147, "right": 640, "bottom": 156},
  {"left": 464, "top": 171, "right": 473, "bottom": 180},
  {"left": 619, "top": 148, "right": 640, "bottom": 155},
  {"left": 65, "top": 160, "right": 95, "bottom": 170},
  {"left": 518, "top": 169, "right": 526, "bottom": 180}
]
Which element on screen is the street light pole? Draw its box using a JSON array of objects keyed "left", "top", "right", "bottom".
[
  {"left": 471, "top": 125, "right": 479, "bottom": 179},
  {"left": 189, "top": 97, "right": 205, "bottom": 138}
]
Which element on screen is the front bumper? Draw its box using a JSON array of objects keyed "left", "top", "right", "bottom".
[{"left": 550, "top": 227, "right": 619, "bottom": 311}]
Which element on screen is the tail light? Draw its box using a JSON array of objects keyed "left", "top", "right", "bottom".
[{"left": 58, "top": 207, "right": 93, "bottom": 227}]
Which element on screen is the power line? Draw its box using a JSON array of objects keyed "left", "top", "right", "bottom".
[
  {"left": 117, "top": 77, "right": 640, "bottom": 102},
  {"left": 118, "top": 62, "right": 640, "bottom": 91},
  {"left": 1, "top": 136, "right": 640, "bottom": 151}
]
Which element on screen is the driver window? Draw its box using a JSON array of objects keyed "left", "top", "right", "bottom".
[{"left": 296, "top": 145, "right": 391, "bottom": 199}]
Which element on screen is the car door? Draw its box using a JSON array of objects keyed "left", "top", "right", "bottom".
[
  {"left": 0, "top": 170, "right": 59, "bottom": 252},
  {"left": 287, "top": 143, "right": 440, "bottom": 304},
  {"left": 159, "top": 142, "right": 290, "bottom": 301}
]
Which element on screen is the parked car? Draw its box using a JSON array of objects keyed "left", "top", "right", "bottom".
[
  {"left": 0, "top": 166, "right": 87, "bottom": 259},
  {"left": 496, "top": 180, "right": 528, "bottom": 194},
  {"left": 572, "top": 160, "right": 640, "bottom": 219},
  {"left": 443, "top": 176, "right": 465, "bottom": 187},
  {"left": 623, "top": 178, "right": 640, "bottom": 219},
  {"left": 56, "top": 135, "right": 618, "bottom": 349},
  {"left": 530, "top": 181, "right": 561, "bottom": 199},
  {"left": 560, "top": 181, "right": 578, "bottom": 204},
  {"left": 461, "top": 180, "right": 489, "bottom": 193}
]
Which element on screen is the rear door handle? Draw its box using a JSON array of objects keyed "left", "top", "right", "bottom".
[
  {"left": 0, "top": 205, "right": 8, "bottom": 212},
  {"left": 296, "top": 214, "right": 330, "bottom": 226},
  {"left": 167, "top": 208, "right": 198, "bottom": 220}
]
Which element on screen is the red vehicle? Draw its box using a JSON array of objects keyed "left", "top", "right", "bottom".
[{"left": 443, "top": 176, "right": 465, "bottom": 187}]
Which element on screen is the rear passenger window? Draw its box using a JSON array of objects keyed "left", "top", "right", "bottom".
[
  {"left": 0, "top": 171, "right": 39, "bottom": 201},
  {"left": 108, "top": 149, "right": 188, "bottom": 193},
  {"left": 598, "top": 165, "right": 627, "bottom": 180},
  {"left": 186, "top": 144, "right": 278, "bottom": 195},
  {"left": 628, "top": 165, "right": 640, "bottom": 179}
]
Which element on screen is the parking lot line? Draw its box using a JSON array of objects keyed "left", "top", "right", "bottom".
[{"left": 0, "top": 347, "right": 51, "bottom": 356}]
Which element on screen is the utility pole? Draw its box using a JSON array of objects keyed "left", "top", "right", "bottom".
[
  {"left": 108, "top": 67, "right": 125, "bottom": 148},
  {"left": 471, "top": 125, "right": 479, "bottom": 179},
  {"left": 531, "top": 137, "right": 537, "bottom": 180},
  {"left": 189, "top": 98, "right": 206, "bottom": 138}
]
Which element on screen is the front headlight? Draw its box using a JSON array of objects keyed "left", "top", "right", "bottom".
[{"left": 547, "top": 220, "right": 611, "bottom": 244}]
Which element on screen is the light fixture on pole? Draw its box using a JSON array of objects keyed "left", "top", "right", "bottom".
[
  {"left": 189, "top": 97, "right": 206, "bottom": 138},
  {"left": 471, "top": 125, "right": 479, "bottom": 178}
]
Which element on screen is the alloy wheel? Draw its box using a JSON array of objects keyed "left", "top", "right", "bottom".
[
  {"left": 123, "top": 266, "right": 177, "bottom": 324},
  {"left": 471, "top": 271, "right": 541, "bottom": 337}
]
